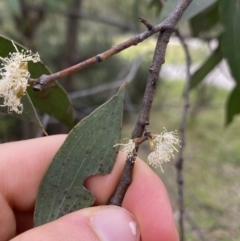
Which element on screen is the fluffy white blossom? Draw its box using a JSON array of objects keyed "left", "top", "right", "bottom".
[
  {"left": 147, "top": 128, "right": 180, "bottom": 172},
  {"left": 0, "top": 41, "right": 40, "bottom": 114},
  {"left": 114, "top": 139, "right": 136, "bottom": 157}
]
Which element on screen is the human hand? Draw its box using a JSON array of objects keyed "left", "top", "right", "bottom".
[{"left": 0, "top": 135, "right": 178, "bottom": 241}]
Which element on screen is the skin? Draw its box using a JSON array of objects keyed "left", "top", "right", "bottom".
[{"left": 0, "top": 135, "right": 179, "bottom": 241}]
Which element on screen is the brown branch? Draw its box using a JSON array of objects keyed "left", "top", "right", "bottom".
[
  {"left": 108, "top": 154, "right": 136, "bottom": 206},
  {"left": 69, "top": 53, "right": 146, "bottom": 99},
  {"left": 109, "top": 0, "right": 193, "bottom": 206},
  {"left": 131, "top": 30, "right": 172, "bottom": 138},
  {"left": 175, "top": 29, "right": 191, "bottom": 241},
  {"left": 63, "top": 0, "right": 82, "bottom": 68},
  {"left": 61, "top": 0, "right": 82, "bottom": 93},
  {"left": 139, "top": 17, "right": 153, "bottom": 30},
  {"left": 32, "top": 0, "right": 193, "bottom": 91}
]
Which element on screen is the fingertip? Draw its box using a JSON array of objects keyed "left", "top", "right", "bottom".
[
  {"left": 84, "top": 151, "right": 126, "bottom": 205},
  {"left": 123, "top": 158, "right": 179, "bottom": 241},
  {"left": 0, "top": 135, "right": 67, "bottom": 210},
  {"left": 12, "top": 208, "right": 98, "bottom": 241},
  {"left": 12, "top": 206, "right": 140, "bottom": 241}
]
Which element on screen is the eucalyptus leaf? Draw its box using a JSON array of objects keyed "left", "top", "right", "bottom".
[
  {"left": 219, "top": 0, "right": 240, "bottom": 85},
  {"left": 190, "top": 2, "right": 220, "bottom": 38},
  {"left": 190, "top": 44, "right": 222, "bottom": 90},
  {"left": 180, "top": 0, "right": 218, "bottom": 23},
  {"left": 0, "top": 35, "right": 74, "bottom": 128},
  {"left": 34, "top": 85, "right": 125, "bottom": 226},
  {"left": 226, "top": 86, "right": 240, "bottom": 126}
]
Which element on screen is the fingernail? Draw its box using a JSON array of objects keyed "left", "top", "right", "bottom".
[{"left": 90, "top": 206, "right": 140, "bottom": 241}]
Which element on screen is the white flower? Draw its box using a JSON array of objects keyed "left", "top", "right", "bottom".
[
  {"left": 0, "top": 41, "right": 40, "bottom": 114},
  {"left": 114, "top": 139, "right": 136, "bottom": 157},
  {"left": 147, "top": 128, "right": 180, "bottom": 172}
]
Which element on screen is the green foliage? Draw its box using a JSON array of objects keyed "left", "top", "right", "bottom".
[
  {"left": 34, "top": 85, "right": 125, "bottom": 226},
  {"left": 180, "top": 0, "right": 218, "bottom": 22},
  {"left": 190, "top": 2, "right": 220, "bottom": 38},
  {"left": 0, "top": 35, "right": 74, "bottom": 128},
  {"left": 225, "top": 86, "right": 240, "bottom": 125},
  {"left": 190, "top": 44, "right": 223, "bottom": 90},
  {"left": 219, "top": 0, "right": 240, "bottom": 125},
  {"left": 219, "top": 0, "right": 240, "bottom": 85}
]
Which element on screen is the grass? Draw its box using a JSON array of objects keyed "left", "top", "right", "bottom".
[{"left": 122, "top": 80, "right": 240, "bottom": 241}]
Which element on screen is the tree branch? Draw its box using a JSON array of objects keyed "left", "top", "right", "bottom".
[
  {"left": 31, "top": 0, "right": 193, "bottom": 91},
  {"left": 109, "top": 0, "right": 193, "bottom": 206},
  {"left": 68, "top": 53, "right": 146, "bottom": 99},
  {"left": 175, "top": 29, "right": 191, "bottom": 241}
]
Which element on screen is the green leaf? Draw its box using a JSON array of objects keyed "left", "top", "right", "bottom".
[
  {"left": 226, "top": 86, "right": 240, "bottom": 125},
  {"left": 34, "top": 85, "right": 125, "bottom": 226},
  {"left": 0, "top": 94, "right": 46, "bottom": 133},
  {"left": 190, "top": 44, "right": 223, "bottom": 90},
  {"left": 0, "top": 35, "right": 74, "bottom": 128},
  {"left": 159, "top": 0, "right": 217, "bottom": 22},
  {"left": 190, "top": 2, "right": 220, "bottom": 37},
  {"left": 27, "top": 69, "right": 74, "bottom": 128},
  {"left": 219, "top": 0, "right": 240, "bottom": 85},
  {"left": 180, "top": 0, "right": 218, "bottom": 22}
]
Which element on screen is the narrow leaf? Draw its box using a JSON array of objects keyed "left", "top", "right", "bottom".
[
  {"left": 0, "top": 35, "right": 74, "bottom": 128},
  {"left": 226, "top": 86, "right": 240, "bottom": 126},
  {"left": 190, "top": 45, "right": 223, "bottom": 90},
  {"left": 219, "top": 0, "right": 240, "bottom": 85},
  {"left": 190, "top": 2, "right": 220, "bottom": 37},
  {"left": 180, "top": 0, "right": 218, "bottom": 22},
  {"left": 34, "top": 85, "right": 125, "bottom": 226}
]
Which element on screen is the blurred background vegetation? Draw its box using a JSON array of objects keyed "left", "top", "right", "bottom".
[{"left": 0, "top": 0, "right": 240, "bottom": 240}]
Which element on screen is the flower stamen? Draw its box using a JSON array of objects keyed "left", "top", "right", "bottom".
[
  {"left": 147, "top": 128, "right": 180, "bottom": 172},
  {"left": 114, "top": 139, "right": 136, "bottom": 157},
  {"left": 0, "top": 40, "right": 41, "bottom": 114}
]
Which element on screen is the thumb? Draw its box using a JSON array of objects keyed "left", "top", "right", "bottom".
[{"left": 12, "top": 206, "right": 140, "bottom": 241}]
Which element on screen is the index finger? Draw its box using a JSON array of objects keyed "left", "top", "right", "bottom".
[{"left": 0, "top": 135, "right": 67, "bottom": 211}]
